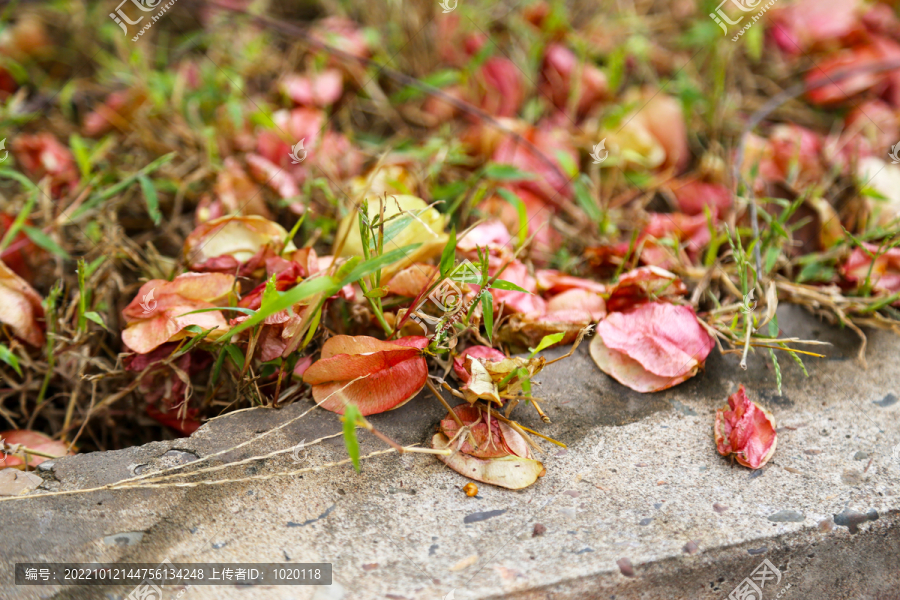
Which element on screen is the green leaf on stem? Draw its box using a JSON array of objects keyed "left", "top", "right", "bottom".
[
  {"left": 529, "top": 332, "right": 566, "bottom": 358},
  {"left": 343, "top": 404, "right": 362, "bottom": 472}
]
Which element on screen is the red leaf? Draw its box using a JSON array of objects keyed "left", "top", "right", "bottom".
[
  {"left": 304, "top": 335, "right": 429, "bottom": 415},
  {"left": 146, "top": 406, "right": 201, "bottom": 436}
]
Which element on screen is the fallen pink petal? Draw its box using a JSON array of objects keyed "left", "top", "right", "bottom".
[
  {"left": 714, "top": 385, "right": 778, "bottom": 469},
  {"left": 590, "top": 302, "right": 714, "bottom": 393}
]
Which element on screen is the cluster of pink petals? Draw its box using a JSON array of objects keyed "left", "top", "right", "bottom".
[
  {"left": 770, "top": 0, "right": 900, "bottom": 108},
  {"left": 769, "top": 0, "right": 868, "bottom": 53},
  {"left": 182, "top": 215, "right": 288, "bottom": 276},
  {"left": 458, "top": 239, "right": 703, "bottom": 360},
  {"left": 281, "top": 69, "right": 343, "bottom": 108},
  {"left": 539, "top": 43, "right": 608, "bottom": 118},
  {"left": 251, "top": 107, "right": 362, "bottom": 199},
  {"left": 452, "top": 345, "right": 507, "bottom": 389},
  {"left": 119, "top": 212, "right": 354, "bottom": 429},
  {"left": 0, "top": 259, "right": 45, "bottom": 347},
  {"left": 492, "top": 126, "right": 577, "bottom": 202},
  {"left": 668, "top": 179, "right": 732, "bottom": 217},
  {"left": 12, "top": 133, "right": 79, "bottom": 197},
  {"left": 197, "top": 157, "right": 273, "bottom": 222},
  {"left": 714, "top": 385, "right": 777, "bottom": 469},
  {"left": 121, "top": 273, "right": 235, "bottom": 355},
  {"left": 605, "top": 266, "right": 688, "bottom": 313},
  {"left": 842, "top": 243, "right": 900, "bottom": 304},
  {"left": 82, "top": 89, "right": 148, "bottom": 137},
  {"left": 740, "top": 124, "right": 825, "bottom": 191},
  {"left": 824, "top": 100, "right": 899, "bottom": 169},
  {"left": 479, "top": 189, "right": 560, "bottom": 262}
]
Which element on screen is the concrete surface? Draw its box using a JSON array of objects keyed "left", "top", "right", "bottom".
[{"left": 1, "top": 305, "right": 899, "bottom": 600}]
